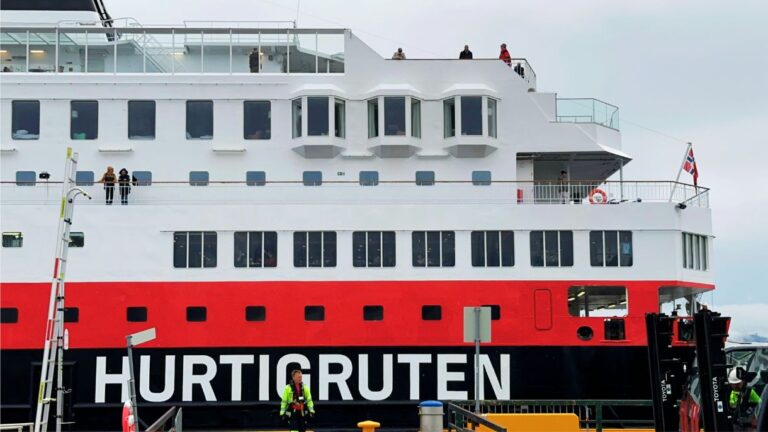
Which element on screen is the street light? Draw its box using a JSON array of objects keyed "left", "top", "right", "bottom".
[{"left": 126, "top": 327, "right": 156, "bottom": 427}]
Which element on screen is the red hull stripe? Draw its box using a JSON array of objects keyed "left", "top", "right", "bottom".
[{"left": 0, "top": 280, "right": 714, "bottom": 349}]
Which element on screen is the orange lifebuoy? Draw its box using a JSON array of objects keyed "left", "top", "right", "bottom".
[{"left": 588, "top": 188, "right": 608, "bottom": 204}]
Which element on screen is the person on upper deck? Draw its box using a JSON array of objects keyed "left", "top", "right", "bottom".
[
  {"left": 249, "top": 48, "right": 260, "bottom": 73},
  {"left": 99, "top": 166, "right": 116, "bottom": 205},
  {"left": 459, "top": 45, "right": 473, "bottom": 59},
  {"left": 392, "top": 48, "right": 406, "bottom": 60},
  {"left": 557, "top": 170, "right": 569, "bottom": 203},
  {"left": 118, "top": 168, "right": 132, "bottom": 205},
  {"left": 499, "top": 43, "right": 512, "bottom": 66}
]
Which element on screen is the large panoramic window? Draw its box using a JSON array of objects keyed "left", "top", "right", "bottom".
[
  {"left": 353, "top": 231, "right": 396, "bottom": 268},
  {"left": 472, "top": 231, "right": 514, "bottom": 267},
  {"left": 234, "top": 231, "right": 278, "bottom": 268},
  {"left": 174, "top": 231, "right": 217, "bottom": 268},
  {"left": 384, "top": 97, "right": 406, "bottom": 136},
  {"left": 244, "top": 101, "right": 271, "bottom": 140},
  {"left": 294, "top": 231, "right": 336, "bottom": 267},
  {"left": 128, "top": 100, "right": 156, "bottom": 140},
  {"left": 186, "top": 100, "right": 213, "bottom": 139},
  {"left": 11, "top": 100, "right": 40, "bottom": 140},
  {"left": 568, "top": 286, "right": 627, "bottom": 317},
  {"left": 70, "top": 100, "right": 98, "bottom": 140},
  {"left": 530, "top": 230, "right": 573, "bottom": 267},
  {"left": 307, "top": 96, "right": 329, "bottom": 136},
  {"left": 590, "top": 231, "right": 633, "bottom": 267},
  {"left": 412, "top": 231, "right": 455, "bottom": 267},
  {"left": 461, "top": 96, "right": 483, "bottom": 135}
]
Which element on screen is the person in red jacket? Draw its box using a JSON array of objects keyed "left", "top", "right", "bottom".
[{"left": 499, "top": 43, "right": 511, "bottom": 66}]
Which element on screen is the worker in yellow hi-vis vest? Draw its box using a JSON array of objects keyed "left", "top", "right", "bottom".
[{"left": 280, "top": 369, "right": 315, "bottom": 432}]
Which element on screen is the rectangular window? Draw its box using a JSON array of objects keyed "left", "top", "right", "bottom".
[
  {"left": 303, "top": 171, "right": 322, "bottom": 186},
  {"left": 234, "top": 231, "right": 278, "bottom": 268},
  {"left": 411, "top": 98, "right": 422, "bottom": 138},
  {"left": 415, "top": 171, "right": 435, "bottom": 186},
  {"left": 71, "top": 100, "right": 98, "bottom": 140},
  {"left": 69, "top": 232, "right": 85, "bottom": 248},
  {"left": 384, "top": 96, "right": 406, "bottom": 136},
  {"left": 364, "top": 305, "right": 384, "bottom": 321},
  {"left": 359, "top": 171, "right": 379, "bottom": 186},
  {"left": 75, "top": 171, "right": 94, "bottom": 186},
  {"left": 186, "top": 100, "right": 213, "bottom": 139},
  {"left": 422, "top": 305, "right": 442, "bottom": 321},
  {"left": 245, "top": 306, "right": 266, "bottom": 322},
  {"left": 412, "top": 231, "right": 455, "bottom": 267},
  {"left": 15, "top": 171, "right": 36, "bottom": 186},
  {"left": 186, "top": 306, "right": 207, "bottom": 322},
  {"left": 334, "top": 98, "right": 345, "bottom": 138},
  {"left": 2, "top": 232, "right": 23, "bottom": 248},
  {"left": 0, "top": 308, "right": 19, "bottom": 324},
  {"left": 472, "top": 171, "right": 492, "bottom": 186},
  {"left": 132, "top": 171, "right": 152, "bottom": 186},
  {"left": 461, "top": 96, "right": 483, "bottom": 135},
  {"left": 292, "top": 98, "right": 302, "bottom": 138},
  {"left": 294, "top": 231, "right": 336, "bottom": 267},
  {"left": 189, "top": 171, "right": 209, "bottom": 186},
  {"left": 530, "top": 231, "right": 573, "bottom": 267},
  {"left": 443, "top": 98, "right": 456, "bottom": 138},
  {"left": 173, "top": 231, "right": 217, "bottom": 268},
  {"left": 307, "top": 96, "right": 329, "bottom": 136},
  {"left": 126, "top": 307, "right": 147, "bottom": 322},
  {"left": 471, "top": 231, "right": 514, "bottom": 267},
  {"left": 64, "top": 307, "right": 79, "bottom": 323},
  {"left": 128, "top": 100, "right": 156, "bottom": 140},
  {"left": 353, "top": 231, "right": 396, "bottom": 268},
  {"left": 12, "top": 100, "right": 40, "bottom": 140},
  {"left": 246, "top": 171, "right": 266, "bottom": 186},
  {"left": 590, "top": 231, "right": 633, "bottom": 267},
  {"left": 244, "top": 101, "right": 271, "bottom": 140},
  {"left": 682, "top": 233, "right": 708, "bottom": 271},
  {"left": 568, "top": 286, "right": 627, "bottom": 317},
  {"left": 305, "top": 305, "right": 325, "bottom": 321},
  {"left": 487, "top": 98, "right": 497, "bottom": 138},
  {"left": 368, "top": 99, "right": 379, "bottom": 138}
]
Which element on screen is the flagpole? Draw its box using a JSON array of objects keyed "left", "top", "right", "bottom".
[{"left": 669, "top": 141, "right": 692, "bottom": 202}]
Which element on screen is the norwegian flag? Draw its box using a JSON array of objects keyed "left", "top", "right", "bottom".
[{"left": 683, "top": 146, "right": 698, "bottom": 186}]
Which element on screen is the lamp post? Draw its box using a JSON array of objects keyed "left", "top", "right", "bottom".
[{"left": 126, "top": 327, "right": 156, "bottom": 427}]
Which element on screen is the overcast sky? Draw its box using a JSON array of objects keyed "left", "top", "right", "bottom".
[{"left": 108, "top": 0, "right": 768, "bottom": 336}]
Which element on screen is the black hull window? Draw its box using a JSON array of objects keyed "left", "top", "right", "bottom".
[{"left": 530, "top": 231, "right": 572, "bottom": 267}]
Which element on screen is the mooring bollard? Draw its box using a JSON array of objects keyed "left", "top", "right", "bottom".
[
  {"left": 357, "top": 419, "right": 381, "bottom": 432},
  {"left": 418, "top": 400, "right": 443, "bottom": 432}
]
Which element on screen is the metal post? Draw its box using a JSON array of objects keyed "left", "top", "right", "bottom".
[
  {"left": 171, "top": 29, "right": 175, "bottom": 76},
  {"left": 113, "top": 30, "right": 117, "bottom": 74},
  {"left": 126, "top": 337, "right": 139, "bottom": 426},
  {"left": 55, "top": 28, "right": 59, "bottom": 74},
  {"left": 286, "top": 29, "right": 290, "bottom": 74},
  {"left": 200, "top": 31, "right": 204, "bottom": 73},
  {"left": 474, "top": 307, "right": 480, "bottom": 415},
  {"left": 25, "top": 30, "right": 30, "bottom": 72},
  {"left": 595, "top": 402, "right": 603, "bottom": 432},
  {"left": 668, "top": 142, "right": 692, "bottom": 202},
  {"left": 228, "top": 29, "right": 232, "bottom": 74},
  {"left": 142, "top": 31, "right": 146, "bottom": 73},
  {"left": 619, "top": 159, "right": 624, "bottom": 201},
  {"left": 84, "top": 30, "right": 88, "bottom": 73},
  {"left": 315, "top": 32, "right": 318, "bottom": 74}
]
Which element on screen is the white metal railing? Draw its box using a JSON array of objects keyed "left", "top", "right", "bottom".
[
  {"left": 0, "top": 424, "right": 33, "bottom": 432},
  {"left": 0, "top": 181, "right": 709, "bottom": 208}
]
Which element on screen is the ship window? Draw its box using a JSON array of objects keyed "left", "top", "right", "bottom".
[
  {"left": 189, "top": 171, "right": 209, "bottom": 186},
  {"left": 246, "top": 171, "right": 266, "bottom": 186},
  {"left": 128, "top": 100, "right": 156, "bottom": 140},
  {"left": 292, "top": 98, "right": 302, "bottom": 138},
  {"left": 303, "top": 171, "right": 322, "bottom": 186},
  {"left": 568, "top": 286, "right": 627, "bottom": 317},
  {"left": 69, "top": 232, "right": 84, "bottom": 248},
  {"left": 294, "top": 231, "right": 336, "bottom": 268},
  {"left": 244, "top": 101, "right": 271, "bottom": 140},
  {"left": 604, "top": 319, "right": 626, "bottom": 340},
  {"left": 174, "top": 231, "right": 217, "bottom": 268},
  {"left": 412, "top": 231, "right": 455, "bottom": 267},
  {"left": 422, "top": 305, "right": 442, "bottom": 321},
  {"left": 482, "top": 304, "right": 501, "bottom": 320},
  {"left": 133, "top": 171, "right": 152, "bottom": 186},
  {"left": 15, "top": 171, "right": 36, "bottom": 186},
  {"left": 11, "top": 100, "right": 40, "bottom": 140},
  {"left": 443, "top": 98, "right": 456, "bottom": 138},
  {"left": 245, "top": 306, "right": 266, "bottom": 322},
  {"left": 415, "top": 171, "right": 435, "bottom": 186},
  {"left": 577, "top": 326, "right": 594, "bottom": 341},
  {"left": 75, "top": 171, "right": 94, "bottom": 186},
  {"left": 530, "top": 231, "right": 573, "bottom": 267},
  {"left": 487, "top": 98, "right": 497, "bottom": 138},
  {"left": 472, "top": 171, "right": 492, "bottom": 185},
  {"left": 127, "top": 307, "right": 147, "bottom": 322},
  {"left": 461, "top": 96, "right": 483, "bottom": 136},
  {"left": 71, "top": 100, "right": 98, "bottom": 140},
  {"left": 2, "top": 232, "right": 23, "bottom": 248},
  {"left": 307, "top": 97, "right": 329, "bottom": 136},
  {"left": 234, "top": 231, "right": 278, "bottom": 268},
  {"left": 334, "top": 98, "right": 346, "bottom": 138},
  {"left": 367, "top": 98, "right": 379, "bottom": 138},
  {"left": 363, "top": 305, "right": 384, "bottom": 321},
  {"left": 590, "top": 231, "right": 633, "bottom": 267},
  {"left": 353, "top": 231, "right": 396, "bottom": 268},
  {"left": 359, "top": 171, "right": 379, "bottom": 186},
  {"left": 0, "top": 308, "right": 18, "bottom": 324},
  {"left": 682, "top": 233, "right": 708, "bottom": 271},
  {"left": 471, "top": 231, "right": 514, "bottom": 267},
  {"left": 384, "top": 96, "right": 406, "bottom": 136},
  {"left": 305, "top": 305, "right": 325, "bottom": 321},
  {"left": 411, "top": 98, "right": 422, "bottom": 138},
  {"left": 186, "top": 306, "right": 207, "bottom": 322},
  {"left": 64, "top": 307, "right": 79, "bottom": 323},
  {"left": 186, "top": 100, "right": 213, "bottom": 140}
]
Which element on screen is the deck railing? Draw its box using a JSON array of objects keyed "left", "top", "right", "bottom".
[{"left": 556, "top": 98, "right": 620, "bottom": 130}]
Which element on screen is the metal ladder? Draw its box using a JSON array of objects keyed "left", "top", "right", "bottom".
[{"left": 33, "top": 148, "right": 90, "bottom": 432}]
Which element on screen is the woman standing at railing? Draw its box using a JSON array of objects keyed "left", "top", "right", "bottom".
[
  {"left": 98, "top": 166, "right": 116, "bottom": 205},
  {"left": 558, "top": 170, "right": 569, "bottom": 204}
]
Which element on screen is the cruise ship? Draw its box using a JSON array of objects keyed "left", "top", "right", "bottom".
[{"left": 0, "top": 0, "right": 714, "bottom": 429}]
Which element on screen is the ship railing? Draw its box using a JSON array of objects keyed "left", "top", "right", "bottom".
[
  {"left": 0, "top": 180, "right": 709, "bottom": 208},
  {"left": 556, "top": 98, "right": 620, "bottom": 130},
  {"left": 451, "top": 399, "right": 653, "bottom": 432},
  {"left": 391, "top": 58, "right": 536, "bottom": 90},
  {"left": 445, "top": 402, "right": 506, "bottom": 432},
  {"left": 0, "top": 424, "right": 33, "bottom": 432}
]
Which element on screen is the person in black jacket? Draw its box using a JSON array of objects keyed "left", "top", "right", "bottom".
[
  {"left": 459, "top": 45, "right": 473, "bottom": 59},
  {"left": 118, "top": 168, "right": 131, "bottom": 205},
  {"left": 249, "top": 48, "right": 260, "bottom": 73}
]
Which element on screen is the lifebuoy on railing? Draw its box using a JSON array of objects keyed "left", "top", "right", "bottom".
[{"left": 588, "top": 188, "right": 608, "bottom": 204}]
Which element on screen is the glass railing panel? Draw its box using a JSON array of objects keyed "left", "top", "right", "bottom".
[
  {"left": 290, "top": 32, "right": 317, "bottom": 73},
  {"left": 260, "top": 32, "right": 288, "bottom": 73},
  {"left": 317, "top": 32, "right": 344, "bottom": 73},
  {"left": 202, "top": 32, "right": 229, "bottom": 73},
  {"left": 1, "top": 32, "right": 27, "bottom": 72},
  {"left": 556, "top": 98, "right": 620, "bottom": 130},
  {"left": 27, "top": 30, "right": 56, "bottom": 73}
]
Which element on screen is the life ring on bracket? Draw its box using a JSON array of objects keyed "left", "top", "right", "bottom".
[{"left": 588, "top": 188, "right": 608, "bottom": 204}]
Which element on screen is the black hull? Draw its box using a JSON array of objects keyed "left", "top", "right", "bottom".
[{"left": 1, "top": 346, "right": 651, "bottom": 430}]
